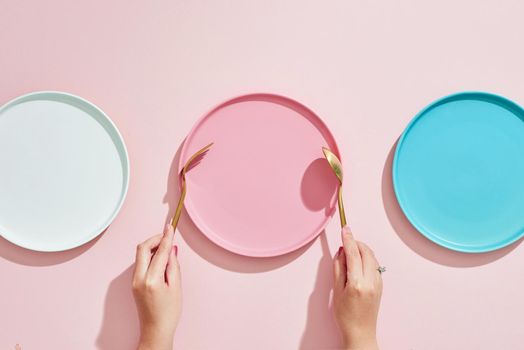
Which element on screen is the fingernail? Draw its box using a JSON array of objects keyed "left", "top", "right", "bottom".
[
  {"left": 165, "top": 224, "right": 172, "bottom": 232},
  {"left": 342, "top": 225, "right": 352, "bottom": 236},
  {"left": 174, "top": 245, "right": 178, "bottom": 256}
]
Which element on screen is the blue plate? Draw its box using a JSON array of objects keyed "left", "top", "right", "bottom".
[{"left": 393, "top": 92, "right": 524, "bottom": 252}]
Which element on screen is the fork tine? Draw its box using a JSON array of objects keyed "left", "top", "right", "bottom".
[
  {"left": 182, "top": 142, "right": 213, "bottom": 174},
  {"left": 186, "top": 158, "right": 203, "bottom": 172}
]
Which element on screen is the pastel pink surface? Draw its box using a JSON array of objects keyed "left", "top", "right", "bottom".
[
  {"left": 181, "top": 94, "right": 338, "bottom": 256},
  {"left": 1, "top": 1, "right": 524, "bottom": 350}
]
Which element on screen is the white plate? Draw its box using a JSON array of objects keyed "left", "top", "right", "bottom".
[{"left": 0, "top": 91, "right": 129, "bottom": 251}]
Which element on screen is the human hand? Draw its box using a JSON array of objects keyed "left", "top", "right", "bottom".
[
  {"left": 333, "top": 226, "right": 383, "bottom": 350},
  {"left": 133, "top": 224, "right": 182, "bottom": 350}
]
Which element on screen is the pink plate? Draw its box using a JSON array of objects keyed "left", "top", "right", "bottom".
[{"left": 180, "top": 94, "right": 340, "bottom": 257}]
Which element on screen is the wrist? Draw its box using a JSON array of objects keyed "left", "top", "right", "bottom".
[
  {"left": 137, "top": 326, "right": 174, "bottom": 350},
  {"left": 341, "top": 330, "right": 378, "bottom": 350},
  {"left": 138, "top": 338, "right": 173, "bottom": 350}
]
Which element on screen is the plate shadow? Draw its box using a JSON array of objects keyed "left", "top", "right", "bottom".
[{"left": 0, "top": 232, "right": 102, "bottom": 266}]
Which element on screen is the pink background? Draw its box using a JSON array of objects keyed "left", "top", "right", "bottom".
[{"left": 1, "top": 1, "right": 523, "bottom": 349}]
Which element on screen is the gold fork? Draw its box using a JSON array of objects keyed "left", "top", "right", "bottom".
[{"left": 171, "top": 142, "right": 214, "bottom": 230}]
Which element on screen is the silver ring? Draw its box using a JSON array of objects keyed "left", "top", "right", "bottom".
[{"left": 377, "top": 266, "right": 386, "bottom": 274}]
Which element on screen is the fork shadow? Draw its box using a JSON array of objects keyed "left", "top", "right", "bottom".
[
  {"left": 382, "top": 141, "right": 523, "bottom": 267},
  {"left": 162, "top": 141, "right": 311, "bottom": 273}
]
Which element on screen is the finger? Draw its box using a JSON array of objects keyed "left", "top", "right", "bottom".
[
  {"left": 333, "top": 246, "right": 347, "bottom": 293},
  {"left": 133, "top": 233, "right": 163, "bottom": 282},
  {"left": 341, "top": 226, "right": 363, "bottom": 281},
  {"left": 357, "top": 241, "right": 381, "bottom": 284},
  {"left": 148, "top": 224, "right": 175, "bottom": 282},
  {"left": 166, "top": 245, "right": 181, "bottom": 286}
]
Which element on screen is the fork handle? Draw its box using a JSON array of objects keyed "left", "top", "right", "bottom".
[{"left": 171, "top": 179, "right": 187, "bottom": 231}]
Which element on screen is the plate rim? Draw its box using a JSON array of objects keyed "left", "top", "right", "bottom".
[
  {"left": 0, "top": 90, "right": 130, "bottom": 252},
  {"left": 393, "top": 90, "right": 524, "bottom": 253},
  {"left": 179, "top": 92, "right": 340, "bottom": 257}
]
